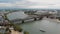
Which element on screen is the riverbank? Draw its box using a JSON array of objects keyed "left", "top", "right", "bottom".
[
  {"left": 44, "top": 17, "right": 60, "bottom": 22},
  {"left": 11, "top": 30, "right": 23, "bottom": 34}
]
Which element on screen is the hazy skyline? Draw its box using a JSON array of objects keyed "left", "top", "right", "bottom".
[{"left": 0, "top": 0, "right": 60, "bottom": 9}]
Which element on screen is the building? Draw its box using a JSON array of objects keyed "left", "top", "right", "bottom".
[
  {"left": 0, "top": 16, "right": 4, "bottom": 23},
  {"left": 56, "top": 11, "right": 60, "bottom": 17},
  {"left": 7, "top": 11, "right": 29, "bottom": 24},
  {"left": 48, "top": 10, "right": 57, "bottom": 18},
  {"left": 34, "top": 10, "right": 49, "bottom": 16},
  {"left": 56, "top": 10, "right": 60, "bottom": 20}
]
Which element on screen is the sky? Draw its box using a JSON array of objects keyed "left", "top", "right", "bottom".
[{"left": 0, "top": 0, "right": 60, "bottom": 9}]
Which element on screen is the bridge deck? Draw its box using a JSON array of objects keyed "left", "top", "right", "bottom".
[{"left": 10, "top": 15, "right": 43, "bottom": 22}]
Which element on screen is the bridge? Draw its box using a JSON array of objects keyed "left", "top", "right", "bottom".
[
  {"left": 10, "top": 15, "right": 44, "bottom": 24},
  {"left": 0, "top": 10, "right": 56, "bottom": 24}
]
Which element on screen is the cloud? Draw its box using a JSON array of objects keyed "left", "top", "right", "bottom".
[
  {"left": 0, "top": 0, "right": 21, "bottom": 3},
  {"left": 0, "top": 0, "right": 60, "bottom": 8},
  {"left": 0, "top": 3, "right": 13, "bottom": 7}
]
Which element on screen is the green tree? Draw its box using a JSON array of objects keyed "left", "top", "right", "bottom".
[
  {"left": 24, "top": 31, "right": 29, "bottom": 34},
  {"left": 14, "top": 25, "right": 23, "bottom": 32},
  {"left": 0, "top": 32, "right": 2, "bottom": 34}
]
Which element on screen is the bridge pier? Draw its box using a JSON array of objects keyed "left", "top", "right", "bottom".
[
  {"left": 22, "top": 20, "right": 24, "bottom": 23},
  {"left": 39, "top": 17, "right": 43, "bottom": 20},
  {"left": 34, "top": 17, "right": 37, "bottom": 21},
  {"left": 46, "top": 16, "right": 48, "bottom": 18}
]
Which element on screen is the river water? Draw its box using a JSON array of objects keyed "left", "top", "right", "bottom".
[
  {"left": 20, "top": 17, "right": 60, "bottom": 34},
  {"left": 7, "top": 11, "right": 60, "bottom": 34}
]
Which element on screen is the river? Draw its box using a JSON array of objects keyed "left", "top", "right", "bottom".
[
  {"left": 7, "top": 11, "right": 60, "bottom": 34},
  {"left": 20, "top": 17, "right": 60, "bottom": 34}
]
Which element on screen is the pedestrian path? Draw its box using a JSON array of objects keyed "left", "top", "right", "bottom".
[{"left": 11, "top": 30, "right": 23, "bottom": 34}]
